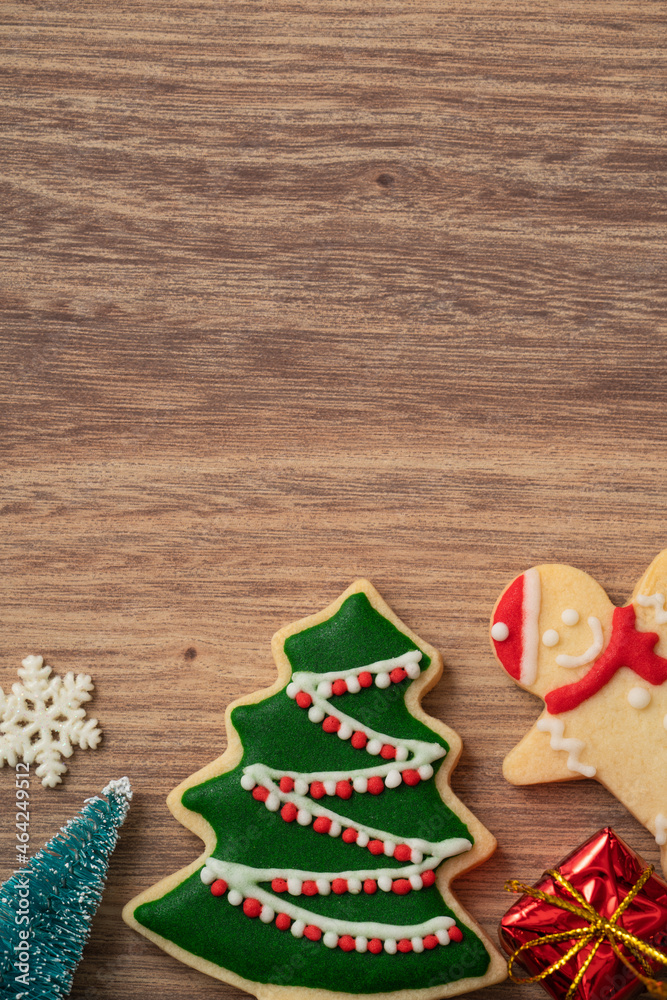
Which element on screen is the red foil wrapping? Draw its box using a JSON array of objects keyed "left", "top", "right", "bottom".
[{"left": 500, "top": 828, "right": 667, "bottom": 1000}]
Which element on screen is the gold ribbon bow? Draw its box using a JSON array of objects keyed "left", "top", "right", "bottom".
[{"left": 504, "top": 865, "right": 667, "bottom": 999}]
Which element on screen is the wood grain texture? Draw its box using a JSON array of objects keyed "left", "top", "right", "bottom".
[{"left": 0, "top": 1, "right": 665, "bottom": 997}]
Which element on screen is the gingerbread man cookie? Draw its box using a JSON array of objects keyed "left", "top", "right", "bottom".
[{"left": 490, "top": 552, "right": 667, "bottom": 873}]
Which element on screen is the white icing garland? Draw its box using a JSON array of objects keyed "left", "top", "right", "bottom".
[
  {"left": 204, "top": 649, "right": 470, "bottom": 953},
  {"left": 537, "top": 716, "right": 596, "bottom": 778}
]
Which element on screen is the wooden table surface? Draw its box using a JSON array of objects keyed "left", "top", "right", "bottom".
[{"left": 1, "top": 2, "right": 666, "bottom": 997}]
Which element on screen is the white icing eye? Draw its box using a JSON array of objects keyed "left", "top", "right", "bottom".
[
  {"left": 628, "top": 687, "right": 651, "bottom": 709},
  {"left": 561, "top": 608, "right": 579, "bottom": 626},
  {"left": 491, "top": 622, "right": 509, "bottom": 641},
  {"left": 542, "top": 629, "right": 559, "bottom": 647}
]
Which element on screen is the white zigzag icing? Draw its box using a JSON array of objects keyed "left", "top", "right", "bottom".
[{"left": 536, "top": 716, "right": 596, "bottom": 778}]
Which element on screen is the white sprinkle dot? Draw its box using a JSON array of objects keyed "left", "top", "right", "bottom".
[
  {"left": 346, "top": 676, "right": 361, "bottom": 694},
  {"left": 329, "top": 821, "right": 341, "bottom": 837},
  {"left": 228, "top": 890, "right": 242, "bottom": 906},
  {"left": 324, "top": 779, "right": 336, "bottom": 795},
  {"left": 316, "top": 879, "right": 330, "bottom": 895},
  {"left": 384, "top": 938, "right": 397, "bottom": 954},
  {"left": 265, "top": 793, "right": 280, "bottom": 812},
  {"left": 291, "top": 920, "right": 305, "bottom": 938},
  {"left": 317, "top": 681, "right": 333, "bottom": 698},
  {"left": 200, "top": 866, "right": 216, "bottom": 885},
  {"left": 628, "top": 687, "right": 651, "bottom": 709},
  {"left": 385, "top": 769, "right": 402, "bottom": 788},
  {"left": 286, "top": 682, "right": 298, "bottom": 699},
  {"left": 418, "top": 764, "right": 433, "bottom": 781},
  {"left": 287, "top": 878, "right": 302, "bottom": 895},
  {"left": 411, "top": 849, "right": 423, "bottom": 864},
  {"left": 294, "top": 779, "right": 309, "bottom": 796},
  {"left": 436, "top": 929, "right": 450, "bottom": 946},
  {"left": 296, "top": 809, "right": 312, "bottom": 826},
  {"left": 491, "top": 621, "right": 509, "bottom": 642},
  {"left": 542, "top": 629, "right": 559, "bottom": 647},
  {"left": 561, "top": 608, "right": 580, "bottom": 626},
  {"left": 357, "top": 831, "right": 369, "bottom": 847},
  {"left": 405, "top": 661, "right": 421, "bottom": 679},
  {"left": 337, "top": 722, "right": 353, "bottom": 740},
  {"left": 410, "top": 875, "right": 422, "bottom": 891},
  {"left": 353, "top": 776, "right": 368, "bottom": 794},
  {"left": 355, "top": 936, "right": 368, "bottom": 953},
  {"left": 384, "top": 841, "right": 395, "bottom": 857},
  {"left": 367, "top": 739, "right": 382, "bottom": 755},
  {"left": 348, "top": 878, "right": 362, "bottom": 894},
  {"left": 308, "top": 706, "right": 325, "bottom": 723},
  {"left": 395, "top": 746, "right": 409, "bottom": 761},
  {"left": 240, "top": 773, "right": 256, "bottom": 791},
  {"left": 324, "top": 932, "right": 338, "bottom": 948},
  {"left": 375, "top": 672, "right": 391, "bottom": 689},
  {"left": 260, "top": 905, "right": 275, "bottom": 923},
  {"left": 412, "top": 936, "right": 424, "bottom": 953},
  {"left": 378, "top": 875, "right": 392, "bottom": 892}
]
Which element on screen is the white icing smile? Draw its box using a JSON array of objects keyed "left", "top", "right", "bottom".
[{"left": 555, "top": 616, "right": 603, "bottom": 668}]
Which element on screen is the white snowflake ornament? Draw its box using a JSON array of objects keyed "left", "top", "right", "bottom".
[{"left": 0, "top": 655, "right": 102, "bottom": 787}]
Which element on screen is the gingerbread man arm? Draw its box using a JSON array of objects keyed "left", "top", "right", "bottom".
[{"left": 503, "top": 715, "right": 587, "bottom": 786}]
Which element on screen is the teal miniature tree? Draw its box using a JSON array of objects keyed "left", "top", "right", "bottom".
[
  {"left": 126, "top": 582, "right": 505, "bottom": 997},
  {"left": 0, "top": 778, "right": 132, "bottom": 1000}
]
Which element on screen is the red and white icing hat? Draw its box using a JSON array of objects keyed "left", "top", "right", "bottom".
[{"left": 491, "top": 568, "right": 541, "bottom": 686}]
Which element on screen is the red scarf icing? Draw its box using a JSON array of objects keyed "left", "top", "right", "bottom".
[{"left": 545, "top": 604, "right": 667, "bottom": 715}]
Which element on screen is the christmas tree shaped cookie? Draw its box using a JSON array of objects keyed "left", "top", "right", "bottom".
[{"left": 124, "top": 581, "right": 506, "bottom": 999}]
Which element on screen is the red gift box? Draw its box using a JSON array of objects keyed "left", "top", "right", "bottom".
[{"left": 500, "top": 828, "right": 667, "bottom": 1000}]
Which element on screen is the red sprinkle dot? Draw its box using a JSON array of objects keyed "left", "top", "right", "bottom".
[
  {"left": 313, "top": 816, "right": 332, "bottom": 835},
  {"left": 305, "top": 924, "right": 322, "bottom": 941},
  {"left": 367, "top": 776, "right": 384, "bottom": 795},
  {"left": 272, "top": 878, "right": 288, "bottom": 893},
  {"left": 423, "top": 934, "right": 439, "bottom": 950},
  {"left": 243, "top": 898, "right": 262, "bottom": 918},
  {"left": 302, "top": 880, "right": 319, "bottom": 896},
  {"left": 322, "top": 716, "right": 341, "bottom": 733},
  {"left": 276, "top": 913, "right": 291, "bottom": 931},
  {"left": 449, "top": 926, "right": 464, "bottom": 943},
  {"left": 281, "top": 802, "right": 298, "bottom": 823},
  {"left": 368, "top": 839, "right": 385, "bottom": 855},
  {"left": 351, "top": 731, "right": 368, "bottom": 749},
  {"left": 339, "top": 935, "right": 356, "bottom": 952},
  {"left": 252, "top": 786, "right": 270, "bottom": 802},
  {"left": 310, "top": 781, "right": 326, "bottom": 799},
  {"left": 403, "top": 769, "right": 421, "bottom": 786},
  {"left": 336, "top": 780, "right": 353, "bottom": 799},
  {"left": 363, "top": 879, "right": 377, "bottom": 894},
  {"left": 398, "top": 939, "right": 413, "bottom": 953},
  {"left": 295, "top": 691, "right": 312, "bottom": 709},
  {"left": 368, "top": 938, "right": 383, "bottom": 954},
  {"left": 421, "top": 870, "right": 436, "bottom": 887},
  {"left": 279, "top": 776, "right": 295, "bottom": 793},
  {"left": 332, "top": 878, "right": 348, "bottom": 895},
  {"left": 393, "top": 844, "right": 412, "bottom": 862},
  {"left": 392, "top": 879, "right": 412, "bottom": 895},
  {"left": 342, "top": 827, "right": 358, "bottom": 844},
  {"left": 210, "top": 879, "right": 227, "bottom": 896},
  {"left": 332, "top": 679, "right": 348, "bottom": 696},
  {"left": 358, "top": 672, "right": 373, "bottom": 688},
  {"left": 390, "top": 667, "right": 407, "bottom": 684},
  {"left": 380, "top": 744, "right": 396, "bottom": 759}
]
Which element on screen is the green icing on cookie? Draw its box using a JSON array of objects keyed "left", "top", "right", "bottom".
[{"left": 133, "top": 589, "right": 492, "bottom": 992}]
